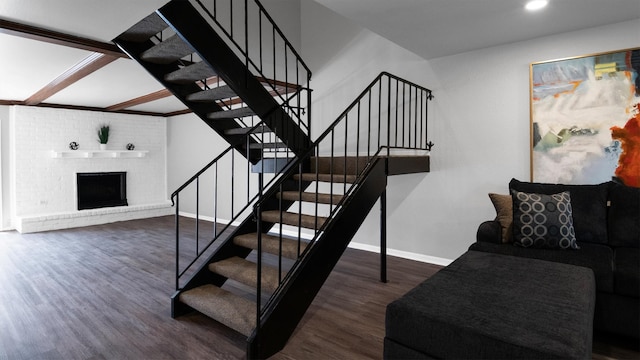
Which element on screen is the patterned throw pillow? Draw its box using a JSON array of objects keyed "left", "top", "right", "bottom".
[{"left": 511, "top": 190, "right": 579, "bottom": 250}]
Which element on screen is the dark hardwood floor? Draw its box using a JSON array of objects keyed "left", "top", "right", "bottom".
[{"left": 0, "top": 216, "right": 637, "bottom": 359}]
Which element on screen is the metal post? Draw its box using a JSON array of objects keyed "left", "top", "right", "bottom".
[
  {"left": 196, "top": 177, "right": 199, "bottom": 255},
  {"left": 380, "top": 189, "right": 387, "bottom": 283},
  {"left": 256, "top": 172, "right": 264, "bottom": 348},
  {"left": 175, "top": 194, "right": 180, "bottom": 290}
]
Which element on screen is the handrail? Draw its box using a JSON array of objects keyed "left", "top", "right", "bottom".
[
  {"left": 167, "top": 0, "right": 321, "bottom": 285},
  {"left": 252, "top": 0, "right": 311, "bottom": 74},
  {"left": 171, "top": 146, "right": 233, "bottom": 204},
  {"left": 190, "top": 0, "right": 312, "bottom": 139},
  {"left": 172, "top": 115, "right": 296, "bottom": 289},
  {"left": 252, "top": 72, "right": 434, "bottom": 340},
  {"left": 254, "top": 72, "right": 433, "bottom": 210}
]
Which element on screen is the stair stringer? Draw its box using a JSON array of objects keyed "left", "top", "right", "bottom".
[
  {"left": 157, "top": 1, "right": 311, "bottom": 157},
  {"left": 247, "top": 157, "right": 388, "bottom": 359}
]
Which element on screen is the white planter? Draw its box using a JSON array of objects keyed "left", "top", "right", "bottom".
[{"left": 99, "top": 143, "right": 107, "bottom": 150}]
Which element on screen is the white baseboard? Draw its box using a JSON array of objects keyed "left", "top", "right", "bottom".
[
  {"left": 348, "top": 241, "right": 453, "bottom": 266},
  {"left": 178, "top": 211, "right": 452, "bottom": 266}
]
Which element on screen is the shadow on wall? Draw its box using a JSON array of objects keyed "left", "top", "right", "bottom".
[{"left": 302, "top": 0, "right": 363, "bottom": 74}]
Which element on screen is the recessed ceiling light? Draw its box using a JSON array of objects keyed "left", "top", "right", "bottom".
[{"left": 525, "top": 0, "right": 549, "bottom": 11}]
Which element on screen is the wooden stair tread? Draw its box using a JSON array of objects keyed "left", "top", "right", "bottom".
[
  {"left": 261, "top": 210, "right": 327, "bottom": 230},
  {"left": 293, "top": 173, "right": 357, "bottom": 184},
  {"left": 165, "top": 61, "right": 216, "bottom": 84},
  {"left": 233, "top": 233, "right": 304, "bottom": 259},
  {"left": 186, "top": 85, "right": 237, "bottom": 102},
  {"left": 179, "top": 284, "right": 255, "bottom": 336},
  {"left": 209, "top": 256, "right": 281, "bottom": 293},
  {"left": 225, "top": 125, "right": 271, "bottom": 136},
  {"left": 208, "top": 106, "right": 256, "bottom": 120},
  {"left": 117, "top": 13, "right": 167, "bottom": 42},
  {"left": 248, "top": 142, "right": 287, "bottom": 150},
  {"left": 141, "top": 34, "right": 193, "bottom": 64},
  {"left": 277, "top": 191, "right": 343, "bottom": 205}
]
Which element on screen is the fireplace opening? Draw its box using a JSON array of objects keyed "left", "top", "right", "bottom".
[{"left": 77, "top": 172, "right": 128, "bottom": 210}]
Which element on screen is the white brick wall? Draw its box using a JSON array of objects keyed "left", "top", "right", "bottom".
[{"left": 10, "top": 106, "right": 171, "bottom": 232}]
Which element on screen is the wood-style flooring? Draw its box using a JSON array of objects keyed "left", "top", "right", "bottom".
[{"left": 0, "top": 216, "right": 637, "bottom": 359}]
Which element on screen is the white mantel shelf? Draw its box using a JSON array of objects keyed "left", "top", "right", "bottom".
[{"left": 50, "top": 150, "right": 149, "bottom": 158}]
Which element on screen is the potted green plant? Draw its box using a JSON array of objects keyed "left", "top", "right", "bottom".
[{"left": 97, "top": 124, "right": 110, "bottom": 150}]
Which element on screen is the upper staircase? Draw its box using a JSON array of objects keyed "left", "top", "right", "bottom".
[{"left": 114, "top": 1, "right": 433, "bottom": 359}]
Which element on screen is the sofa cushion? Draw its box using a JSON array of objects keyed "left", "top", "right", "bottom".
[
  {"left": 509, "top": 178, "right": 609, "bottom": 244},
  {"left": 385, "top": 251, "right": 595, "bottom": 360},
  {"left": 614, "top": 248, "right": 640, "bottom": 297},
  {"left": 511, "top": 190, "right": 578, "bottom": 249},
  {"left": 608, "top": 182, "right": 640, "bottom": 248},
  {"left": 488, "top": 193, "right": 513, "bottom": 243},
  {"left": 469, "top": 241, "right": 614, "bottom": 293}
]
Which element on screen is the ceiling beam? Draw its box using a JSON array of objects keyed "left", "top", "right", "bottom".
[
  {"left": 31, "top": 102, "right": 169, "bottom": 117},
  {"left": 104, "top": 76, "right": 223, "bottom": 111},
  {"left": 0, "top": 18, "right": 126, "bottom": 58},
  {"left": 106, "top": 89, "right": 172, "bottom": 111},
  {"left": 0, "top": 100, "right": 169, "bottom": 117},
  {"left": 165, "top": 109, "right": 193, "bottom": 117},
  {"left": 24, "top": 52, "right": 119, "bottom": 105}
]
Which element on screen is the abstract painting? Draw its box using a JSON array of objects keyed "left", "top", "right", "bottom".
[{"left": 530, "top": 48, "right": 640, "bottom": 187}]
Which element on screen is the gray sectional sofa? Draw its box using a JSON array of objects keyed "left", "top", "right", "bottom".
[
  {"left": 472, "top": 179, "right": 639, "bottom": 340},
  {"left": 384, "top": 179, "right": 639, "bottom": 359}
]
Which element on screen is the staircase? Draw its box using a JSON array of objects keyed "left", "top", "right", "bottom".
[
  {"left": 114, "top": 1, "right": 433, "bottom": 359},
  {"left": 113, "top": 0, "right": 311, "bottom": 164}
]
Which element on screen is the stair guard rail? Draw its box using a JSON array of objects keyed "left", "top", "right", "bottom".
[
  {"left": 170, "top": 0, "right": 314, "bottom": 290},
  {"left": 171, "top": 120, "right": 294, "bottom": 290},
  {"left": 252, "top": 71, "right": 434, "bottom": 337},
  {"left": 189, "top": 0, "right": 312, "bottom": 139}
]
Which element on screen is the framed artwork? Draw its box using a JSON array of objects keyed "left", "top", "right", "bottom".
[{"left": 530, "top": 47, "right": 640, "bottom": 187}]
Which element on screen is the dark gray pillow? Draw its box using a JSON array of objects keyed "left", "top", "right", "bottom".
[
  {"left": 511, "top": 190, "right": 579, "bottom": 250},
  {"left": 509, "top": 178, "right": 609, "bottom": 244}
]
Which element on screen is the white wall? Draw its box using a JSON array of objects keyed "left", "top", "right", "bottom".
[
  {"left": 301, "top": 0, "right": 640, "bottom": 263},
  {"left": 166, "top": 112, "right": 229, "bottom": 218},
  {"left": 415, "top": 19, "right": 639, "bottom": 261},
  {"left": 0, "top": 106, "right": 9, "bottom": 230},
  {"left": 262, "top": 0, "right": 301, "bottom": 50}
]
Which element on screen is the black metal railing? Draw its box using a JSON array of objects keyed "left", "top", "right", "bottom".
[
  {"left": 171, "top": 120, "right": 299, "bottom": 290},
  {"left": 252, "top": 71, "right": 433, "bottom": 335},
  {"left": 170, "top": 0, "right": 313, "bottom": 289},
  {"left": 190, "top": 0, "right": 312, "bottom": 140}
]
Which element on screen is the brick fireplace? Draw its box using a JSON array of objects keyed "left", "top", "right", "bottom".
[{"left": 9, "top": 106, "right": 171, "bottom": 233}]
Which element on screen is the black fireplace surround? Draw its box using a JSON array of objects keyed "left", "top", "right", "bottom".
[{"left": 77, "top": 172, "right": 128, "bottom": 210}]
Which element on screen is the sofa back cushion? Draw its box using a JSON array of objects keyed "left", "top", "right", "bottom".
[
  {"left": 509, "top": 178, "right": 609, "bottom": 244},
  {"left": 608, "top": 182, "right": 640, "bottom": 248}
]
